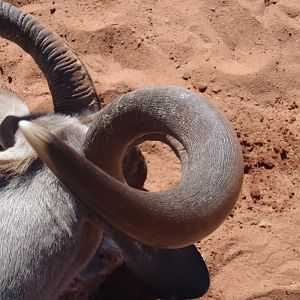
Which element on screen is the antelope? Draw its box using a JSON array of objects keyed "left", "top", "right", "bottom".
[{"left": 0, "top": 1, "right": 244, "bottom": 299}]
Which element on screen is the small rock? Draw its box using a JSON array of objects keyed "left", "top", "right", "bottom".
[
  {"left": 250, "top": 187, "right": 261, "bottom": 200},
  {"left": 181, "top": 74, "right": 189, "bottom": 81},
  {"left": 257, "top": 158, "right": 275, "bottom": 170},
  {"left": 212, "top": 87, "right": 221, "bottom": 94},
  {"left": 193, "top": 83, "right": 208, "bottom": 93},
  {"left": 258, "top": 220, "right": 271, "bottom": 228},
  {"left": 264, "top": 0, "right": 278, "bottom": 6},
  {"left": 244, "top": 164, "right": 252, "bottom": 174},
  {"left": 280, "top": 149, "right": 288, "bottom": 160},
  {"left": 198, "top": 84, "right": 207, "bottom": 93},
  {"left": 288, "top": 101, "right": 298, "bottom": 110},
  {"left": 136, "top": 38, "right": 143, "bottom": 48}
]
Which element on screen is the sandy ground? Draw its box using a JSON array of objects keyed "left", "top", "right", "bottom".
[{"left": 0, "top": 0, "right": 299, "bottom": 299}]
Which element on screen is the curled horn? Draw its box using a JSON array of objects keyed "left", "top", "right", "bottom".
[
  {"left": 0, "top": 0, "right": 100, "bottom": 114},
  {"left": 20, "top": 86, "right": 244, "bottom": 248}
]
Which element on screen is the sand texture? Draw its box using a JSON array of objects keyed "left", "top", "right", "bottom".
[{"left": 0, "top": 0, "right": 299, "bottom": 299}]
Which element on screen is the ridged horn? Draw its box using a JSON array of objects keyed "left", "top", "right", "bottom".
[
  {"left": 0, "top": 0, "right": 100, "bottom": 114},
  {"left": 19, "top": 87, "right": 244, "bottom": 248}
]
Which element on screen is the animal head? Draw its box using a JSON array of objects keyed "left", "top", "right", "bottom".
[
  {"left": 0, "top": 0, "right": 244, "bottom": 249},
  {"left": 0, "top": 1, "right": 244, "bottom": 299}
]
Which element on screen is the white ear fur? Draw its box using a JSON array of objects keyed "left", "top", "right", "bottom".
[{"left": 0, "top": 87, "right": 29, "bottom": 123}]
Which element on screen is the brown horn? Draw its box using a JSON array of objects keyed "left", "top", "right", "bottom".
[
  {"left": 0, "top": 0, "right": 100, "bottom": 114},
  {"left": 19, "top": 87, "right": 244, "bottom": 248}
]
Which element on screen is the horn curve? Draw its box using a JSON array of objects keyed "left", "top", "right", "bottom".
[
  {"left": 0, "top": 0, "right": 100, "bottom": 114},
  {"left": 19, "top": 86, "right": 244, "bottom": 248}
]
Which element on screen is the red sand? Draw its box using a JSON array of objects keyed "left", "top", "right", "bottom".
[{"left": 1, "top": 0, "right": 299, "bottom": 299}]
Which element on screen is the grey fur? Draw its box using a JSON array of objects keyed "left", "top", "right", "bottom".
[{"left": 0, "top": 110, "right": 105, "bottom": 299}]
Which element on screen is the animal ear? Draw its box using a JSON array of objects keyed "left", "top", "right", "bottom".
[
  {"left": 126, "top": 244, "right": 210, "bottom": 299},
  {"left": 0, "top": 115, "right": 21, "bottom": 150},
  {"left": 0, "top": 114, "right": 44, "bottom": 150},
  {"left": 106, "top": 228, "right": 210, "bottom": 299},
  {"left": 0, "top": 88, "right": 32, "bottom": 150}
]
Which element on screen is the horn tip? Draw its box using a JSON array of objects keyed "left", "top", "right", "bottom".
[
  {"left": 18, "top": 120, "right": 53, "bottom": 148},
  {"left": 18, "top": 120, "right": 31, "bottom": 130}
]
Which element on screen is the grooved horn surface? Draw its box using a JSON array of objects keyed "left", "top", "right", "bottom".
[
  {"left": 0, "top": 0, "right": 100, "bottom": 114},
  {"left": 83, "top": 86, "right": 244, "bottom": 246},
  {"left": 19, "top": 86, "right": 243, "bottom": 247}
]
